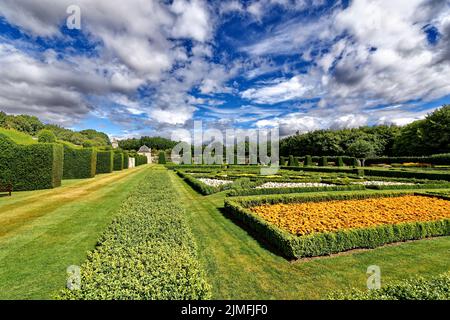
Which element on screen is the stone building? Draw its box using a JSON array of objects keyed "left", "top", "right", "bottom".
[{"left": 138, "top": 145, "right": 152, "bottom": 164}]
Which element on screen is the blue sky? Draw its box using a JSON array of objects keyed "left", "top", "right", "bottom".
[{"left": 0, "top": 0, "right": 449, "bottom": 139}]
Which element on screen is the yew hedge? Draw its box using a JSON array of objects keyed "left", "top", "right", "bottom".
[
  {"left": 96, "top": 150, "right": 114, "bottom": 174},
  {"left": 0, "top": 133, "right": 63, "bottom": 190},
  {"left": 62, "top": 143, "right": 97, "bottom": 179},
  {"left": 58, "top": 169, "right": 211, "bottom": 300}
]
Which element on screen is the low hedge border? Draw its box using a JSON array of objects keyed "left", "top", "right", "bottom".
[
  {"left": 58, "top": 169, "right": 211, "bottom": 300},
  {"left": 365, "top": 183, "right": 450, "bottom": 190},
  {"left": 366, "top": 155, "right": 450, "bottom": 166},
  {"left": 177, "top": 171, "right": 222, "bottom": 195},
  {"left": 329, "top": 272, "right": 450, "bottom": 300},
  {"left": 227, "top": 185, "right": 366, "bottom": 197},
  {"left": 224, "top": 191, "right": 450, "bottom": 259}
]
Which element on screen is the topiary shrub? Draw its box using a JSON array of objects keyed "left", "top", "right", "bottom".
[
  {"left": 37, "top": 129, "right": 56, "bottom": 143},
  {"left": 62, "top": 143, "right": 96, "bottom": 179},
  {"left": 319, "top": 156, "right": 328, "bottom": 167},
  {"left": 96, "top": 150, "right": 114, "bottom": 174},
  {"left": 305, "top": 155, "right": 313, "bottom": 167},
  {"left": 123, "top": 152, "right": 129, "bottom": 169},
  {"left": 113, "top": 152, "right": 124, "bottom": 171},
  {"left": 293, "top": 157, "right": 300, "bottom": 167},
  {"left": 337, "top": 156, "right": 345, "bottom": 167},
  {"left": 0, "top": 133, "right": 63, "bottom": 190},
  {"left": 158, "top": 151, "right": 167, "bottom": 164},
  {"left": 288, "top": 155, "right": 295, "bottom": 166}
]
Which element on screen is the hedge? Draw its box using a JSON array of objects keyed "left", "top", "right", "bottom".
[
  {"left": 0, "top": 133, "right": 63, "bottom": 191},
  {"left": 58, "top": 169, "right": 211, "bottom": 300},
  {"left": 365, "top": 183, "right": 450, "bottom": 190},
  {"left": 330, "top": 272, "right": 450, "bottom": 300},
  {"left": 62, "top": 143, "right": 96, "bottom": 179},
  {"left": 158, "top": 151, "right": 167, "bottom": 164},
  {"left": 366, "top": 154, "right": 450, "bottom": 166},
  {"left": 96, "top": 150, "right": 114, "bottom": 174},
  {"left": 123, "top": 152, "right": 129, "bottom": 169},
  {"left": 227, "top": 185, "right": 366, "bottom": 197},
  {"left": 224, "top": 191, "right": 450, "bottom": 259},
  {"left": 177, "top": 171, "right": 222, "bottom": 195},
  {"left": 364, "top": 168, "right": 450, "bottom": 181},
  {"left": 113, "top": 152, "right": 124, "bottom": 171},
  {"left": 135, "top": 154, "right": 148, "bottom": 166}
]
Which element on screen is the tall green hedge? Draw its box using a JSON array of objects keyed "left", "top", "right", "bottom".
[
  {"left": 159, "top": 151, "right": 167, "bottom": 164},
  {"left": 96, "top": 150, "right": 114, "bottom": 174},
  {"left": 62, "top": 143, "right": 96, "bottom": 179},
  {"left": 113, "top": 152, "right": 124, "bottom": 171},
  {"left": 135, "top": 154, "right": 148, "bottom": 166},
  {"left": 123, "top": 152, "right": 129, "bottom": 169},
  {"left": 0, "top": 134, "right": 63, "bottom": 191}
]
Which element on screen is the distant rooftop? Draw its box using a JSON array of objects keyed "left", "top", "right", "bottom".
[{"left": 138, "top": 145, "right": 151, "bottom": 153}]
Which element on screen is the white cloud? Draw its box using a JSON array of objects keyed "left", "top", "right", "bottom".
[
  {"left": 171, "top": 0, "right": 211, "bottom": 42},
  {"left": 241, "top": 76, "right": 313, "bottom": 104}
]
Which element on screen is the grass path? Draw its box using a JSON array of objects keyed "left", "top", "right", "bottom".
[
  {"left": 0, "top": 165, "right": 151, "bottom": 300},
  {"left": 169, "top": 170, "right": 450, "bottom": 299}
]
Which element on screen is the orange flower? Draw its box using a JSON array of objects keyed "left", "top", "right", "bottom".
[{"left": 250, "top": 196, "right": 450, "bottom": 236}]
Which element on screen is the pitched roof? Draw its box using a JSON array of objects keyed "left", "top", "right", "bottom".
[{"left": 138, "top": 145, "right": 151, "bottom": 153}]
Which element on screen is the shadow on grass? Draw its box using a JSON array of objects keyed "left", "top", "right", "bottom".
[{"left": 218, "top": 206, "right": 292, "bottom": 261}]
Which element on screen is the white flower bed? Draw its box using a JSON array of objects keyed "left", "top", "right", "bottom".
[
  {"left": 256, "top": 182, "right": 335, "bottom": 189},
  {"left": 198, "top": 178, "right": 233, "bottom": 187},
  {"left": 353, "top": 181, "right": 416, "bottom": 186}
]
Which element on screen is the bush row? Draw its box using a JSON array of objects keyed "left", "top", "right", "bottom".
[
  {"left": 365, "top": 154, "right": 450, "bottom": 166},
  {"left": 177, "top": 171, "right": 222, "bottom": 195},
  {"left": 227, "top": 185, "right": 366, "bottom": 197},
  {"left": 62, "top": 142, "right": 97, "bottom": 179},
  {"left": 281, "top": 156, "right": 357, "bottom": 167},
  {"left": 0, "top": 133, "right": 63, "bottom": 191},
  {"left": 224, "top": 191, "right": 450, "bottom": 259},
  {"left": 58, "top": 169, "right": 211, "bottom": 300},
  {"left": 330, "top": 272, "right": 450, "bottom": 300}
]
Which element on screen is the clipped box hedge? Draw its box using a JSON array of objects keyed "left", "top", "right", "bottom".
[
  {"left": 62, "top": 143, "right": 97, "bottom": 179},
  {"left": 227, "top": 184, "right": 366, "bottom": 197},
  {"left": 224, "top": 191, "right": 450, "bottom": 259},
  {"left": 123, "top": 152, "right": 129, "bottom": 169},
  {"left": 113, "top": 152, "right": 124, "bottom": 171},
  {"left": 135, "top": 154, "right": 148, "bottom": 166},
  {"left": 366, "top": 154, "right": 450, "bottom": 166},
  {"left": 58, "top": 169, "right": 211, "bottom": 300},
  {"left": 96, "top": 150, "right": 114, "bottom": 174},
  {"left": 0, "top": 133, "right": 63, "bottom": 191},
  {"left": 330, "top": 272, "right": 450, "bottom": 300}
]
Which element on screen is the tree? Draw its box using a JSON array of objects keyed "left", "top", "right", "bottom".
[
  {"left": 37, "top": 129, "right": 57, "bottom": 143},
  {"left": 347, "top": 139, "right": 376, "bottom": 159}
]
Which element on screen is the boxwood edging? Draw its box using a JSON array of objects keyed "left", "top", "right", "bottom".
[
  {"left": 227, "top": 184, "right": 366, "bottom": 197},
  {"left": 224, "top": 192, "right": 450, "bottom": 259}
]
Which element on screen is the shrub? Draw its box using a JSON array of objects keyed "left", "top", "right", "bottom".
[
  {"left": 58, "top": 170, "right": 211, "bottom": 300},
  {"left": 227, "top": 185, "right": 366, "bottom": 197},
  {"left": 288, "top": 155, "right": 295, "bottom": 166},
  {"left": 305, "top": 155, "right": 313, "bottom": 167},
  {"left": 337, "top": 156, "right": 345, "bottom": 167},
  {"left": 62, "top": 143, "right": 96, "bottom": 179},
  {"left": 330, "top": 272, "right": 450, "bottom": 300},
  {"left": 37, "top": 129, "right": 56, "bottom": 143},
  {"left": 123, "top": 152, "right": 129, "bottom": 169},
  {"left": 113, "top": 152, "right": 124, "bottom": 171},
  {"left": 177, "top": 171, "right": 221, "bottom": 195},
  {"left": 319, "top": 156, "right": 328, "bottom": 167},
  {"left": 293, "top": 157, "right": 300, "bottom": 167},
  {"left": 0, "top": 133, "right": 63, "bottom": 190},
  {"left": 159, "top": 151, "right": 167, "bottom": 164},
  {"left": 225, "top": 191, "right": 450, "bottom": 259},
  {"left": 135, "top": 154, "right": 148, "bottom": 166},
  {"left": 366, "top": 155, "right": 450, "bottom": 166},
  {"left": 96, "top": 150, "right": 114, "bottom": 174}
]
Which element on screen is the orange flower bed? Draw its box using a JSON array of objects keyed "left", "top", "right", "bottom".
[{"left": 250, "top": 195, "right": 450, "bottom": 236}]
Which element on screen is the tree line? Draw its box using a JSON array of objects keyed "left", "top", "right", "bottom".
[{"left": 280, "top": 105, "right": 450, "bottom": 158}]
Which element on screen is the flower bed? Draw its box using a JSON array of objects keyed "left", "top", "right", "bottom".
[
  {"left": 353, "top": 181, "right": 415, "bottom": 186},
  {"left": 250, "top": 195, "right": 450, "bottom": 236},
  {"left": 255, "top": 182, "right": 334, "bottom": 189},
  {"left": 224, "top": 191, "right": 450, "bottom": 259},
  {"left": 198, "top": 178, "right": 234, "bottom": 187}
]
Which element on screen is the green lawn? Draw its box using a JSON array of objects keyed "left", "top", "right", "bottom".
[
  {"left": 169, "top": 170, "right": 450, "bottom": 299},
  {"left": 0, "top": 128, "right": 37, "bottom": 145},
  {"left": 0, "top": 165, "right": 151, "bottom": 300}
]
